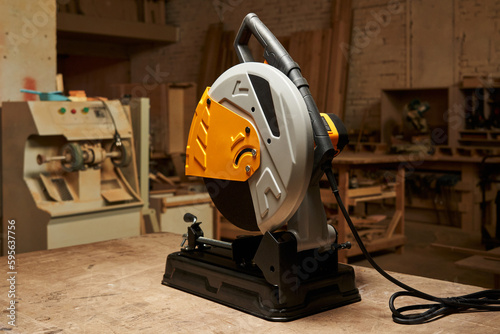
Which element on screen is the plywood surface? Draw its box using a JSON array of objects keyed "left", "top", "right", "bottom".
[
  {"left": 1, "top": 233, "right": 499, "bottom": 333},
  {"left": 0, "top": 1, "right": 56, "bottom": 104}
]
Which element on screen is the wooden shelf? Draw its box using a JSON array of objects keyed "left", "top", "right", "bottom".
[
  {"left": 332, "top": 160, "right": 406, "bottom": 263},
  {"left": 458, "top": 130, "right": 500, "bottom": 147},
  {"left": 57, "top": 12, "right": 179, "bottom": 44},
  {"left": 459, "top": 139, "right": 500, "bottom": 146},
  {"left": 347, "top": 191, "right": 396, "bottom": 206},
  {"left": 460, "top": 129, "right": 500, "bottom": 133},
  {"left": 381, "top": 87, "right": 450, "bottom": 146}
]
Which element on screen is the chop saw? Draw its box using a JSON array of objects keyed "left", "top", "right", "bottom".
[{"left": 162, "top": 13, "right": 359, "bottom": 321}]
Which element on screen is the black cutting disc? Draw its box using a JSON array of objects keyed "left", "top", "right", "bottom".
[{"left": 204, "top": 177, "right": 259, "bottom": 231}]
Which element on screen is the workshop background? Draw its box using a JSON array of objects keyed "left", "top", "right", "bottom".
[{"left": 1, "top": 0, "right": 499, "bottom": 290}]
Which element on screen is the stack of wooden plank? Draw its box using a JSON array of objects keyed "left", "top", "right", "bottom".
[
  {"left": 326, "top": 0, "right": 353, "bottom": 118},
  {"left": 197, "top": 24, "right": 239, "bottom": 97},
  {"left": 288, "top": 29, "right": 333, "bottom": 115},
  {"left": 149, "top": 171, "right": 204, "bottom": 194},
  {"left": 197, "top": 0, "right": 353, "bottom": 117}
]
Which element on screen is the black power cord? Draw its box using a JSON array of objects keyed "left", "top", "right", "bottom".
[
  {"left": 324, "top": 167, "right": 500, "bottom": 325},
  {"left": 100, "top": 99, "right": 122, "bottom": 147}
]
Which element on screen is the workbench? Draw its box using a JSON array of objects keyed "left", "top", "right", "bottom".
[
  {"left": 329, "top": 152, "right": 500, "bottom": 262},
  {"left": 330, "top": 153, "right": 410, "bottom": 262},
  {"left": 412, "top": 152, "right": 500, "bottom": 233},
  {"left": 2, "top": 233, "right": 499, "bottom": 333}
]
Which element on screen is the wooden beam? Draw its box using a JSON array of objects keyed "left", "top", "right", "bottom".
[
  {"left": 385, "top": 210, "right": 402, "bottom": 238},
  {"left": 155, "top": 172, "right": 176, "bottom": 186},
  {"left": 347, "top": 191, "right": 396, "bottom": 206},
  {"left": 162, "top": 197, "right": 212, "bottom": 210},
  {"left": 57, "top": 12, "right": 179, "bottom": 43},
  {"left": 347, "top": 185, "right": 382, "bottom": 198},
  {"left": 325, "top": 0, "right": 353, "bottom": 118},
  {"left": 197, "top": 23, "right": 224, "bottom": 97}
]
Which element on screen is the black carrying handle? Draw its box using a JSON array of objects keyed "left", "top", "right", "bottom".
[
  {"left": 235, "top": 13, "right": 297, "bottom": 76},
  {"left": 234, "top": 13, "right": 338, "bottom": 182}
]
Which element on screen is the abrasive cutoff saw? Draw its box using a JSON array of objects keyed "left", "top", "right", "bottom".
[{"left": 162, "top": 13, "right": 360, "bottom": 321}]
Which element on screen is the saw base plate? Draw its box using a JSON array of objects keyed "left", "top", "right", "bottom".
[{"left": 162, "top": 240, "right": 360, "bottom": 321}]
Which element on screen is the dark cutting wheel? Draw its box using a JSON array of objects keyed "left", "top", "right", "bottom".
[
  {"left": 204, "top": 177, "right": 259, "bottom": 231},
  {"left": 203, "top": 62, "right": 314, "bottom": 234}
]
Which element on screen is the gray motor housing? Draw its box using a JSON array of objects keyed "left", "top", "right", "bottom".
[{"left": 209, "top": 62, "right": 335, "bottom": 251}]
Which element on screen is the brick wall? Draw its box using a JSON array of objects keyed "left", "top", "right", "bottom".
[
  {"left": 456, "top": 0, "right": 500, "bottom": 79},
  {"left": 130, "top": 0, "right": 332, "bottom": 85},
  {"left": 345, "top": 0, "right": 500, "bottom": 132},
  {"left": 130, "top": 0, "right": 500, "bottom": 134},
  {"left": 345, "top": 0, "right": 408, "bottom": 132}
]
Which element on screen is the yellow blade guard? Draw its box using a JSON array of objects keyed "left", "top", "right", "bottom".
[{"left": 185, "top": 88, "right": 260, "bottom": 181}]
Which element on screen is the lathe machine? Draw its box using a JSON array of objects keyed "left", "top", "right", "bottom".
[{"left": 1, "top": 100, "right": 143, "bottom": 254}]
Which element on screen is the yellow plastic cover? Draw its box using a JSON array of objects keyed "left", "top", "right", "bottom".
[
  {"left": 185, "top": 88, "right": 260, "bottom": 181},
  {"left": 321, "top": 113, "right": 341, "bottom": 157}
]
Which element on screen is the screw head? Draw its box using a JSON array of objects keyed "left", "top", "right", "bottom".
[
  {"left": 206, "top": 98, "right": 211, "bottom": 106},
  {"left": 245, "top": 165, "right": 251, "bottom": 173},
  {"left": 252, "top": 149, "right": 257, "bottom": 157},
  {"left": 245, "top": 127, "right": 250, "bottom": 134}
]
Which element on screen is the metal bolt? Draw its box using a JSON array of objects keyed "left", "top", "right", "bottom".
[
  {"left": 206, "top": 98, "right": 211, "bottom": 106},
  {"left": 245, "top": 165, "right": 251, "bottom": 173},
  {"left": 252, "top": 149, "right": 257, "bottom": 157},
  {"left": 245, "top": 127, "right": 250, "bottom": 134},
  {"left": 180, "top": 233, "right": 188, "bottom": 247}
]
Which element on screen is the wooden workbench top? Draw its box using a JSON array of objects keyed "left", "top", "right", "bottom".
[
  {"left": 334, "top": 152, "right": 412, "bottom": 165},
  {"left": 335, "top": 151, "right": 500, "bottom": 165},
  {"left": 1, "top": 233, "right": 499, "bottom": 333}
]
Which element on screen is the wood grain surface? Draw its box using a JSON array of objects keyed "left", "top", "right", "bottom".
[{"left": 1, "top": 233, "right": 499, "bottom": 333}]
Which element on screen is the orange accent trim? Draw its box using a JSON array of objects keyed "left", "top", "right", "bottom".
[
  {"left": 185, "top": 88, "right": 261, "bottom": 181},
  {"left": 320, "top": 113, "right": 341, "bottom": 156}
]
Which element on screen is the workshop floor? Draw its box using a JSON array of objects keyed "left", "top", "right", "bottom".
[{"left": 350, "top": 221, "right": 496, "bottom": 288}]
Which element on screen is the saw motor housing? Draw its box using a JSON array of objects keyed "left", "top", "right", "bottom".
[{"left": 185, "top": 62, "right": 348, "bottom": 251}]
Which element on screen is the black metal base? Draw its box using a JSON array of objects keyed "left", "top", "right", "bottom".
[{"left": 162, "top": 244, "right": 361, "bottom": 321}]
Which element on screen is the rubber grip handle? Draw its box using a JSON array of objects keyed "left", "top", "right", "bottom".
[
  {"left": 234, "top": 13, "right": 337, "bottom": 179},
  {"left": 234, "top": 13, "right": 297, "bottom": 76}
]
